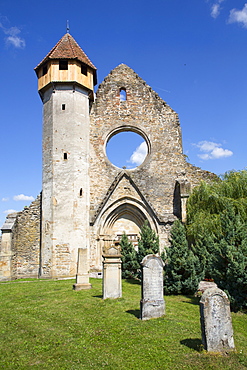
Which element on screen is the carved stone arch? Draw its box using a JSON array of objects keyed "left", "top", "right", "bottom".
[{"left": 96, "top": 197, "right": 158, "bottom": 251}]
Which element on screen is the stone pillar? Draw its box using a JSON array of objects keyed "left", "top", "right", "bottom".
[
  {"left": 200, "top": 287, "right": 235, "bottom": 352},
  {"left": 179, "top": 180, "right": 191, "bottom": 223},
  {"left": 140, "top": 254, "right": 165, "bottom": 320},
  {"left": 102, "top": 246, "right": 122, "bottom": 299},
  {"left": 73, "top": 248, "right": 92, "bottom": 290},
  {"left": 0, "top": 213, "right": 17, "bottom": 281}
]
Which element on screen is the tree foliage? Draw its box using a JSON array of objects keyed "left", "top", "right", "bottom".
[
  {"left": 120, "top": 233, "right": 139, "bottom": 279},
  {"left": 186, "top": 170, "right": 247, "bottom": 310},
  {"left": 163, "top": 220, "right": 202, "bottom": 295},
  {"left": 212, "top": 205, "right": 247, "bottom": 311},
  {"left": 137, "top": 221, "right": 159, "bottom": 264}
]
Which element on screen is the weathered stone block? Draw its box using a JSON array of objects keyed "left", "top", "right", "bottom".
[
  {"left": 102, "top": 246, "right": 122, "bottom": 299},
  {"left": 200, "top": 287, "right": 235, "bottom": 352},
  {"left": 140, "top": 254, "right": 165, "bottom": 320}
]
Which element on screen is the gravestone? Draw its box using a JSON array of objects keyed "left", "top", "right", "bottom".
[
  {"left": 73, "top": 248, "right": 92, "bottom": 290},
  {"left": 140, "top": 254, "right": 165, "bottom": 320},
  {"left": 102, "top": 245, "right": 122, "bottom": 299},
  {"left": 200, "top": 287, "right": 235, "bottom": 352}
]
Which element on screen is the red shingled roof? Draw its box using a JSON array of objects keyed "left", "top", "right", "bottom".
[{"left": 34, "top": 33, "right": 96, "bottom": 71}]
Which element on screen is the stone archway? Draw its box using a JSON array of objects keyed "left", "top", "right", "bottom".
[{"left": 96, "top": 197, "right": 158, "bottom": 255}]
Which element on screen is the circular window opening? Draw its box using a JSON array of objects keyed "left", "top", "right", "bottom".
[{"left": 106, "top": 131, "right": 148, "bottom": 169}]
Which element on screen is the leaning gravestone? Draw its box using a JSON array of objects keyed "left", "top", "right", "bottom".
[
  {"left": 200, "top": 287, "right": 235, "bottom": 352},
  {"left": 73, "top": 248, "right": 92, "bottom": 291},
  {"left": 102, "top": 245, "right": 122, "bottom": 299},
  {"left": 140, "top": 254, "right": 165, "bottom": 320}
]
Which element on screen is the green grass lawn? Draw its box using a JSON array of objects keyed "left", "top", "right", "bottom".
[{"left": 0, "top": 278, "right": 246, "bottom": 369}]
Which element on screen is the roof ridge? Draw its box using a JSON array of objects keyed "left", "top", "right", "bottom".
[{"left": 34, "top": 33, "right": 96, "bottom": 71}]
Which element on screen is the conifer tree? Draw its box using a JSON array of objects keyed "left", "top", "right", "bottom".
[
  {"left": 137, "top": 221, "right": 159, "bottom": 264},
  {"left": 120, "top": 233, "right": 139, "bottom": 279},
  {"left": 164, "top": 220, "right": 202, "bottom": 295},
  {"left": 212, "top": 205, "right": 247, "bottom": 311}
]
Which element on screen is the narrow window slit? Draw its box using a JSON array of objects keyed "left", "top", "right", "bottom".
[
  {"left": 62, "top": 104, "right": 66, "bottom": 110},
  {"left": 120, "top": 88, "right": 127, "bottom": 101},
  {"left": 64, "top": 153, "right": 68, "bottom": 160},
  {"left": 81, "top": 64, "right": 87, "bottom": 76},
  {"left": 79, "top": 188, "right": 83, "bottom": 197}
]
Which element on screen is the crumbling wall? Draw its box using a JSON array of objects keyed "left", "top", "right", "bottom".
[{"left": 11, "top": 194, "right": 41, "bottom": 279}]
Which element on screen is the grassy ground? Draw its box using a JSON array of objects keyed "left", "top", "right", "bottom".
[{"left": 0, "top": 278, "right": 246, "bottom": 370}]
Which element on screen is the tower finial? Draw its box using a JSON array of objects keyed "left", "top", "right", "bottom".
[{"left": 66, "top": 20, "right": 70, "bottom": 33}]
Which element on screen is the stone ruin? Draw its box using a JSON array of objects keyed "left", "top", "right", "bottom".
[
  {"left": 102, "top": 245, "right": 122, "bottom": 299},
  {"left": 140, "top": 254, "right": 165, "bottom": 320},
  {"left": 0, "top": 33, "right": 217, "bottom": 282},
  {"left": 200, "top": 287, "right": 235, "bottom": 352}
]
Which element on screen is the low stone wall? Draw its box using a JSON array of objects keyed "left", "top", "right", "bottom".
[{"left": 11, "top": 194, "right": 41, "bottom": 279}]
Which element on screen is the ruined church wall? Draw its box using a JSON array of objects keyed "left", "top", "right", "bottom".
[
  {"left": 11, "top": 195, "right": 41, "bottom": 279},
  {"left": 89, "top": 64, "right": 188, "bottom": 223}
]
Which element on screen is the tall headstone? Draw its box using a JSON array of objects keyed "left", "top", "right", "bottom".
[
  {"left": 73, "top": 248, "right": 92, "bottom": 290},
  {"left": 140, "top": 254, "right": 165, "bottom": 320},
  {"left": 102, "top": 246, "right": 122, "bottom": 299},
  {"left": 200, "top": 287, "right": 235, "bottom": 352}
]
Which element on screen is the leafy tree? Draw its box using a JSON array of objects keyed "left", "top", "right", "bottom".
[
  {"left": 120, "top": 233, "right": 139, "bottom": 279},
  {"left": 186, "top": 170, "right": 247, "bottom": 310},
  {"left": 163, "top": 220, "right": 202, "bottom": 295},
  {"left": 187, "top": 170, "right": 247, "bottom": 246},
  {"left": 212, "top": 205, "right": 247, "bottom": 311},
  {"left": 137, "top": 221, "right": 159, "bottom": 264}
]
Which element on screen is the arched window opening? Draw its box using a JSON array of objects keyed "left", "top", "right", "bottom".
[{"left": 120, "top": 88, "right": 127, "bottom": 101}]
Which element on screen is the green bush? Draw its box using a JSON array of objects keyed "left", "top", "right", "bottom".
[
  {"left": 120, "top": 232, "right": 139, "bottom": 279},
  {"left": 137, "top": 221, "right": 159, "bottom": 264},
  {"left": 163, "top": 220, "right": 203, "bottom": 295}
]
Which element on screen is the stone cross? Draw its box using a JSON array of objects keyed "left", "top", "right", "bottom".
[
  {"left": 200, "top": 287, "right": 235, "bottom": 352},
  {"left": 140, "top": 254, "right": 165, "bottom": 320},
  {"left": 102, "top": 245, "right": 122, "bottom": 299},
  {"left": 73, "top": 248, "right": 92, "bottom": 290}
]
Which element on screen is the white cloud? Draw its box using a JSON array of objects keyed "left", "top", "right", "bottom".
[
  {"left": 128, "top": 141, "right": 148, "bottom": 166},
  {"left": 195, "top": 141, "right": 233, "bottom": 160},
  {"left": 3, "top": 209, "right": 17, "bottom": 214},
  {"left": 211, "top": 4, "right": 220, "bottom": 18},
  {"left": 228, "top": 4, "right": 247, "bottom": 28},
  {"left": 0, "top": 22, "right": 25, "bottom": 48},
  {"left": 13, "top": 194, "right": 35, "bottom": 201},
  {"left": 1, "top": 197, "right": 9, "bottom": 202},
  {"left": 210, "top": 0, "right": 224, "bottom": 19}
]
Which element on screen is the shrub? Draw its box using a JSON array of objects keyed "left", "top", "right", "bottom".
[{"left": 164, "top": 220, "right": 202, "bottom": 295}]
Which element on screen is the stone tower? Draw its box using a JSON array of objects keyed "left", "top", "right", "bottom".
[{"left": 34, "top": 33, "right": 97, "bottom": 278}]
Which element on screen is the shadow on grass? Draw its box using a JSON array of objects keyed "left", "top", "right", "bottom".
[
  {"left": 180, "top": 338, "right": 203, "bottom": 352},
  {"left": 93, "top": 295, "right": 103, "bottom": 299},
  {"left": 182, "top": 296, "right": 200, "bottom": 305},
  {"left": 126, "top": 309, "right": 140, "bottom": 319},
  {"left": 124, "top": 278, "right": 141, "bottom": 285}
]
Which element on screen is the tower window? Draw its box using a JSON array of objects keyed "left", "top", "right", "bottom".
[
  {"left": 59, "top": 60, "right": 68, "bottom": 70},
  {"left": 79, "top": 188, "right": 83, "bottom": 197},
  {"left": 81, "top": 64, "right": 87, "bottom": 76},
  {"left": 62, "top": 104, "right": 66, "bottom": 110},
  {"left": 64, "top": 153, "right": 68, "bottom": 160},
  {"left": 120, "top": 88, "right": 127, "bottom": 101},
  {"left": 42, "top": 64, "right": 47, "bottom": 76}
]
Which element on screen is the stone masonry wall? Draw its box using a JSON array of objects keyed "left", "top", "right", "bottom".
[
  {"left": 11, "top": 194, "right": 41, "bottom": 279},
  {"left": 89, "top": 64, "right": 215, "bottom": 223},
  {"left": 90, "top": 64, "right": 186, "bottom": 222}
]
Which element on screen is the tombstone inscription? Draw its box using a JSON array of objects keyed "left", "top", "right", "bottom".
[
  {"left": 200, "top": 287, "right": 235, "bottom": 352},
  {"left": 140, "top": 254, "right": 165, "bottom": 320}
]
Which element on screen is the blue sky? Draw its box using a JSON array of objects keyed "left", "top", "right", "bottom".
[{"left": 0, "top": 0, "right": 247, "bottom": 226}]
